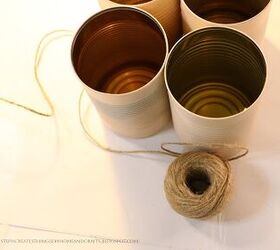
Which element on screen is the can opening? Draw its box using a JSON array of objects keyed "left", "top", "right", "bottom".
[
  {"left": 184, "top": 0, "right": 270, "bottom": 24},
  {"left": 72, "top": 8, "right": 167, "bottom": 94},
  {"left": 166, "top": 27, "right": 266, "bottom": 118}
]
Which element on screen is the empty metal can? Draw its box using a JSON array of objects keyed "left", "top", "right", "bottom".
[
  {"left": 97, "top": 0, "right": 181, "bottom": 46},
  {"left": 181, "top": 0, "right": 272, "bottom": 43},
  {"left": 72, "top": 7, "right": 170, "bottom": 138},
  {"left": 165, "top": 27, "right": 267, "bottom": 146}
]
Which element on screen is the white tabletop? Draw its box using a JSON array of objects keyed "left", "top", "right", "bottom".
[{"left": 0, "top": 1, "right": 279, "bottom": 249}]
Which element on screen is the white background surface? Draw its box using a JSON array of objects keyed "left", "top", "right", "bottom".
[{"left": 0, "top": 0, "right": 279, "bottom": 249}]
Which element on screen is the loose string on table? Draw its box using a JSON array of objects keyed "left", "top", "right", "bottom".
[{"left": 0, "top": 30, "right": 74, "bottom": 117}]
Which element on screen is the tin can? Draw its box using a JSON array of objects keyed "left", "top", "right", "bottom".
[
  {"left": 165, "top": 27, "right": 267, "bottom": 146},
  {"left": 181, "top": 0, "right": 272, "bottom": 43},
  {"left": 97, "top": 0, "right": 181, "bottom": 46},
  {"left": 72, "top": 7, "right": 170, "bottom": 138}
]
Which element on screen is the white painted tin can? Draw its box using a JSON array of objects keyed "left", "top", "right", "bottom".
[
  {"left": 164, "top": 27, "right": 267, "bottom": 146},
  {"left": 72, "top": 7, "right": 170, "bottom": 138}
]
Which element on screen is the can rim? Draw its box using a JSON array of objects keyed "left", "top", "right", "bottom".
[
  {"left": 181, "top": 0, "right": 272, "bottom": 26},
  {"left": 164, "top": 26, "right": 267, "bottom": 121},
  {"left": 106, "top": 0, "right": 153, "bottom": 7},
  {"left": 71, "top": 6, "right": 169, "bottom": 97}
]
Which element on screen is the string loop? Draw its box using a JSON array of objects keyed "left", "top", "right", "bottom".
[
  {"left": 161, "top": 142, "right": 249, "bottom": 161},
  {"left": 0, "top": 30, "right": 74, "bottom": 117}
]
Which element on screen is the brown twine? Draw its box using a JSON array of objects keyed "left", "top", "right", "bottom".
[{"left": 0, "top": 30, "right": 249, "bottom": 219}]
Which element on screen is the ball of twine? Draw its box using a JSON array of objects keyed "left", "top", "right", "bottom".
[{"left": 164, "top": 152, "right": 232, "bottom": 219}]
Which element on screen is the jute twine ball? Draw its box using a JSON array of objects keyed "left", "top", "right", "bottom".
[{"left": 164, "top": 152, "right": 232, "bottom": 219}]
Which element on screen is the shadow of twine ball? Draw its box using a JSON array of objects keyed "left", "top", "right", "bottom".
[{"left": 164, "top": 152, "right": 232, "bottom": 219}]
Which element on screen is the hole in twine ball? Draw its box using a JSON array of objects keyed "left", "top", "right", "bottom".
[
  {"left": 164, "top": 152, "right": 232, "bottom": 219},
  {"left": 185, "top": 168, "right": 211, "bottom": 195}
]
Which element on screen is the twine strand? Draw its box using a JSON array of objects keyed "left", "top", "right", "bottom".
[
  {"left": 0, "top": 30, "right": 74, "bottom": 117},
  {"left": 160, "top": 142, "right": 249, "bottom": 161}
]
